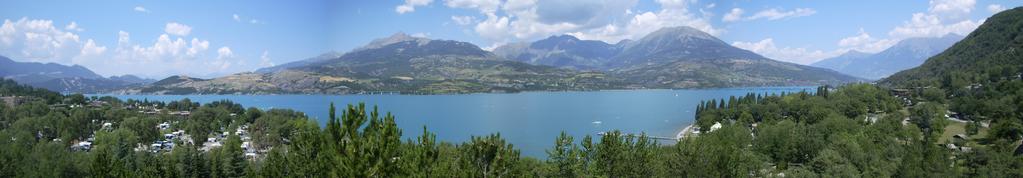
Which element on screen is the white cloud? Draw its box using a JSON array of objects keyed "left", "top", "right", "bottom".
[
  {"left": 133, "top": 6, "right": 148, "bottom": 13},
  {"left": 451, "top": 15, "right": 476, "bottom": 26},
  {"left": 79, "top": 39, "right": 106, "bottom": 57},
  {"left": 217, "top": 46, "right": 234, "bottom": 60},
  {"left": 888, "top": 0, "right": 982, "bottom": 39},
  {"left": 987, "top": 4, "right": 1006, "bottom": 13},
  {"left": 463, "top": 0, "right": 721, "bottom": 47},
  {"left": 117, "top": 31, "right": 130, "bottom": 47},
  {"left": 164, "top": 22, "right": 192, "bottom": 36},
  {"left": 571, "top": 0, "right": 720, "bottom": 43},
  {"left": 249, "top": 19, "right": 264, "bottom": 24},
  {"left": 101, "top": 32, "right": 223, "bottom": 77},
  {"left": 64, "top": 21, "right": 84, "bottom": 32},
  {"left": 837, "top": 29, "right": 897, "bottom": 53},
  {"left": 929, "top": 0, "right": 975, "bottom": 19},
  {"left": 722, "top": 8, "right": 743, "bottom": 22},
  {"left": 747, "top": 8, "right": 816, "bottom": 21},
  {"left": 0, "top": 18, "right": 268, "bottom": 78},
  {"left": 233, "top": 14, "right": 241, "bottom": 22},
  {"left": 732, "top": 38, "right": 842, "bottom": 65},
  {"left": 0, "top": 18, "right": 100, "bottom": 63},
  {"left": 396, "top": 0, "right": 434, "bottom": 14},
  {"left": 210, "top": 47, "right": 235, "bottom": 70}
]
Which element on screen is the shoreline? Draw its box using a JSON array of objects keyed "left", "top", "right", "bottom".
[
  {"left": 676, "top": 124, "right": 696, "bottom": 140},
  {"left": 88, "top": 86, "right": 820, "bottom": 96}
]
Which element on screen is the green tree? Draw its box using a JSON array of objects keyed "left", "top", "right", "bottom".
[
  {"left": 546, "top": 131, "right": 583, "bottom": 177},
  {"left": 459, "top": 133, "right": 520, "bottom": 177},
  {"left": 220, "top": 134, "right": 247, "bottom": 177}
]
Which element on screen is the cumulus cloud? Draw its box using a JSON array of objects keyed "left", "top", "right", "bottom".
[
  {"left": 0, "top": 17, "right": 270, "bottom": 78},
  {"left": 732, "top": 38, "right": 841, "bottom": 65},
  {"left": 217, "top": 46, "right": 234, "bottom": 60},
  {"left": 426, "top": 0, "right": 721, "bottom": 46},
  {"left": 722, "top": 8, "right": 743, "bottom": 22},
  {"left": 101, "top": 31, "right": 252, "bottom": 78},
  {"left": 888, "top": 0, "right": 981, "bottom": 39},
  {"left": 837, "top": 29, "right": 898, "bottom": 53},
  {"left": 746, "top": 8, "right": 816, "bottom": 21},
  {"left": 569, "top": 0, "right": 720, "bottom": 43},
  {"left": 396, "top": 0, "right": 434, "bottom": 14},
  {"left": 164, "top": 22, "right": 192, "bottom": 36},
  {"left": 987, "top": 4, "right": 1006, "bottom": 13},
  {"left": 134, "top": 6, "right": 148, "bottom": 13},
  {"left": 0, "top": 18, "right": 101, "bottom": 63},
  {"left": 888, "top": 15, "right": 981, "bottom": 39},
  {"left": 928, "top": 0, "right": 975, "bottom": 19}
]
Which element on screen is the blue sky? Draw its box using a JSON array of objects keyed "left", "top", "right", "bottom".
[{"left": 1, "top": 0, "right": 1019, "bottom": 78}]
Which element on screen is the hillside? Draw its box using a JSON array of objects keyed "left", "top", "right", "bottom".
[
  {"left": 254, "top": 51, "right": 342, "bottom": 74},
  {"left": 813, "top": 35, "right": 963, "bottom": 80}
]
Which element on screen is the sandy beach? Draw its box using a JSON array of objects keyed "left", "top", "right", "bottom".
[{"left": 676, "top": 124, "right": 696, "bottom": 140}]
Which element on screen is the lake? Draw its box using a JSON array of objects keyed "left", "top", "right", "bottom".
[{"left": 95, "top": 87, "right": 813, "bottom": 157}]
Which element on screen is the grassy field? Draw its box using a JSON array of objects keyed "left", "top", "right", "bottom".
[{"left": 939, "top": 121, "right": 988, "bottom": 144}]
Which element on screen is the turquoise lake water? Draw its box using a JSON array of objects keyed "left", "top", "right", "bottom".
[{"left": 97, "top": 87, "right": 813, "bottom": 157}]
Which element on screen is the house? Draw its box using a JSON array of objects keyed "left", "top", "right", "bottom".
[{"left": 710, "top": 122, "right": 723, "bottom": 132}]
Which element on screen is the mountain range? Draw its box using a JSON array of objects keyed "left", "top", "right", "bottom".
[
  {"left": 494, "top": 26, "right": 861, "bottom": 88},
  {"left": 0, "top": 56, "right": 154, "bottom": 93},
  {"left": 7, "top": 26, "right": 864, "bottom": 94},
  {"left": 812, "top": 34, "right": 964, "bottom": 80},
  {"left": 125, "top": 33, "right": 622, "bottom": 94}
]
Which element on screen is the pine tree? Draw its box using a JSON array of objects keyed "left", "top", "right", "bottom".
[
  {"left": 221, "top": 134, "right": 247, "bottom": 177},
  {"left": 546, "top": 131, "right": 582, "bottom": 177}
]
